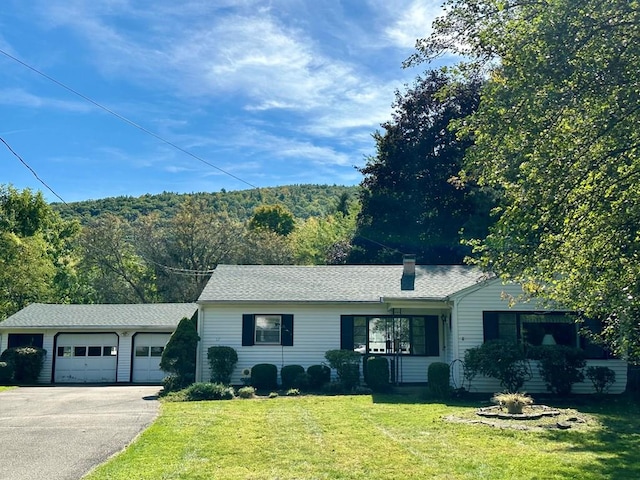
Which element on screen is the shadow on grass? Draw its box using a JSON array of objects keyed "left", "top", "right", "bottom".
[{"left": 371, "top": 385, "right": 491, "bottom": 407}]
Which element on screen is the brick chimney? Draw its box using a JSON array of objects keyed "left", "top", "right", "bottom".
[{"left": 401, "top": 254, "right": 416, "bottom": 291}]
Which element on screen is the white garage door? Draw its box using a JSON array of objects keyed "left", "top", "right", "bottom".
[
  {"left": 132, "top": 333, "right": 171, "bottom": 383},
  {"left": 55, "top": 333, "right": 118, "bottom": 383}
]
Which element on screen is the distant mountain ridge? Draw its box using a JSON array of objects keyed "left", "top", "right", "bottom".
[{"left": 52, "top": 184, "right": 359, "bottom": 223}]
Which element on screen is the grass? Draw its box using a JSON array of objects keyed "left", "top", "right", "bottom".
[
  {"left": 0, "top": 386, "right": 15, "bottom": 393},
  {"left": 84, "top": 390, "right": 640, "bottom": 480}
]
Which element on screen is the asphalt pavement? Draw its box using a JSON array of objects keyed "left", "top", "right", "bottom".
[{"left": 0, "top": 385, "right": 162, "bottom": 480}]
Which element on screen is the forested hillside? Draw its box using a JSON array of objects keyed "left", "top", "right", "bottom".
[{"left": 52, "top": 185, "right": 358, "bottom": 223}]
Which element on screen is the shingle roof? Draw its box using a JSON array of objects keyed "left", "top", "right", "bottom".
[
  {"left": 0, "top": 303, "right": 197, "bottom": 329},
  {"left": 198, "top": 264, "right": 490, "bottom": 303}
]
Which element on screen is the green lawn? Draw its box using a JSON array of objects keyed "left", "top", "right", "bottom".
[{"left": 85, "top": 392, "right": 640, "bottom": 480}]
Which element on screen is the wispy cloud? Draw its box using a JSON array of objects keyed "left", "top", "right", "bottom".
[{"left": 0, "top": 88, "right": 94, "bottom": 112}]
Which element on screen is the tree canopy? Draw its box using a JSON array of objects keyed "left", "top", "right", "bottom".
[
  {"left": 413, "top": 0, "right": 640, "bottom": 360},
  {"left": 351, "top": 69, "right": 495, "bottom": 264}
]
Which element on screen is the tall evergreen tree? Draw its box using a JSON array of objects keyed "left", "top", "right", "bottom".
[{"left": 350, "top": 70, "right": 495, "bottom": 264}]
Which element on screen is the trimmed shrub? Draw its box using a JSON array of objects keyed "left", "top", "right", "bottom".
[
  {"left": 183, "top": 382, "right": 235, "bottom": 401},
  {"left": 0, "top": 347, "right": 46, "bottom": 383},
  {"left": 428, "top": 362, "right": 451, "bottom": 398},
  {"left": 530, "top": 345, "right": 586, "bottom": 395},
  {"left": 237, "top": 386, "right": 256, "bottom": 399},
  {"left": 294, "top": 372, "right": 311, "bottom": 391},
  {"left": 586, "top": 366, "right": 616, "bottom": 394},
  {"left": 160, "top": 314, "right": 199, "bottom": 388},
  {"left": 207, "top": 346, "right": 238, "bottom": 385},
  {"left": 307, "top": 364, "right": 331, "bottom": 389},
  {"left": 251, "top": 363, "right": 278, "bottom": 390},
  {"left": 364, "top": 356, "right": 391, "bottom": 392},
  {"left": 161, "top": 374, "right": 191, "bottom": 395},
  {"left": 325, "top": 350, "right": 361, "bottom": 389},
  {"left": 0, "top": 361, "right": 13, "bottom": 384},
  {"left": 281, "top": 365, "right": 305, "bottom": 390},
  {"left": 463, "top": 340, "right": 530, "bottom": 392}
]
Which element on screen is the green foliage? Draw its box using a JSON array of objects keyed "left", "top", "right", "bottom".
[
  {"left": 586, "top": 366, "right": 616, "bottom": 395},
  {"left": 412, "top": 0, "right": 640, "bottom": 361},
  {"left": 530, "top": 346, "right": 586, "bottom": 396},
  {"left": 427, "top": 362, "right": 451, "bottom": 398},
  {"left": 237, "top": 386, "right": 256, "bottom": 399},
  {"left": 250, "top": 363, "right": 278, "bottom": 391},
  {"left": 280, "top": 365, "right": 305, "bottom": 390},
  {"left": 207, "top": 346, "right": 238, "bottom": 385},
  {"left": 306, "top": 364, "right": 331, "bottom": 389},
  {"left": 324, "top": 350, "right": 361, "bottom": 389},
  {"left": 0, "top": 361, "right": 13, "bottom": 384},
  {"left": 0, "top": 347, "right": 46, "bottom": 383},
  {"left": 350, "top": 70, "right": 494, "bottom": 264},
  {"left": 463, "top": 340, "right": 530, "bottom": 392},
  {"left": 161, "top": 374, "right": 190, "bottom": 395},
  {"left": 160, "top": 314, "right": 200, "bottom": 386},
  {"left": 183, "top": 382, "right": 235, "bottom": 401},
  {"left": 248, "top": 204, "right": 295, "bottom": 236},
  {"left": 54, "top": 185, "right": 358, "bottom": 224},
  {"left": 364, "top": 356, "right": 391, "bottom": 393}
]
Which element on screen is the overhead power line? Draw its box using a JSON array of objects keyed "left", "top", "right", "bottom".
[
  {"left": 0, "top": 48, "right": 259, "bottom": 190},
  {"left": 0, "top": 136, "right": 67, "bottom": 204}
]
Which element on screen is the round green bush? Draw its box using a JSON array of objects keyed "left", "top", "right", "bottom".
[
  {"left": 365, "top": 356, "right": 391, "bottom": 392},
  {"left": 307, "top": 364, "right": 331, "bottom": 389},
  {"left": 237, "top": 386, "right": 256, "bottom": 398},
  {"left": 428, "top": 362, "right": 451, "bottom": 398},
  {"left": 251, "top": 363, "right": 278, "bottom": 390},
  {"left": 0, "top": 361, "right": 13, "bottom": 384},
  {"left": 207, "top": 346, "right": 238, "bottom": 385},
  {"left": 280, "top": 365, "right": 305, "bottom": 389},
  {"left": 0, "top": 347, "right": 46, "bottom": 384}
]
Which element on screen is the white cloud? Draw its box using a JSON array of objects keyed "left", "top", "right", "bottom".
[{"left": 0, "top": 88, "right": 93, "bottom": 112}]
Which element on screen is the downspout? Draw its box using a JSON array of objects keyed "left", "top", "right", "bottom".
[{"left": 195, "top": 305, "right": 204, "bottom": 382}]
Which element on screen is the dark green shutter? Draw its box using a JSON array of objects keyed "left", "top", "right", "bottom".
[
  {"left": 281, "top": 314, "right": 294, "bottom": 346},
  {"left": 242, "top": 314, "right": 255, "bottom": 346},
  {"left": 425, "top": 316, "right": 439, "bottom": 356},
  {"left": 341, "top": 316, "right": 354, "bottom": 350},
  {"left": 483, "top": 312, "right": 499, "bottom": 342}
]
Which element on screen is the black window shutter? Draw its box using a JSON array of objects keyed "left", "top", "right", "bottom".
[
  {"left": 483, "top": 312, "right": 499, "bottom": 342},
  {"left": 281, "top": 314, "right": 294, "bottom": 346},
  {"left": 242, "top": 314, "right": 255, "bottom": 346},
  {"left": 340, "top": 316, "right": 354, "bottom": 350},
  {"left": 425, "top": 316, "right": 439, "bottom": 356}
]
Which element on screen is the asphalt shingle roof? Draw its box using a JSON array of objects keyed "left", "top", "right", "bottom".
[
  {"left": 0, "top": 303, "right": 197, "bottom": 329},
  {"left": 198, "top": 264, "right": 490, "bottom": 303}
]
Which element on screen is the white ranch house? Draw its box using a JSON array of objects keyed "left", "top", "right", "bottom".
[
  {"left": 0, "top": 303, "right": 196, "bottom": 384},
  {"left": 195, "top": 261, "right": 626, "bottom": 394}
]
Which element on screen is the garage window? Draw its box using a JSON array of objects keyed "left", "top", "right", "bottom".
[
  {"left": 150, "top": 346, "right": 164, "bottom": 357},
  {"left": 57, "top": 346, "right": 72, "bottom": 357},
  {"left": 103, "top": 346, "right": 117, "bottom": 356},
  {"left": 74, "top": 346, "right": 87, "bottom": 356},
  {"left": 88, "top": 346, "right": 102, "bottom": 356}
]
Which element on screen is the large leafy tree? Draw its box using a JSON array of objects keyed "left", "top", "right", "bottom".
[
  {"left": 135, "top": 197, "right": 243, "bottom": 302},
  {"left": 413, "top": 0, "right": 640, "bottom": 360},
  {"left": 0, "top": 186, "right": 84, "bottom": 318},
  {"left": 350, "top": 70, "right": 494, "bottom": 264}
]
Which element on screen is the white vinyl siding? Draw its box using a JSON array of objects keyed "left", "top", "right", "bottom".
[{"left": 452, "top": 280, "right": 627, "bottom": 394}]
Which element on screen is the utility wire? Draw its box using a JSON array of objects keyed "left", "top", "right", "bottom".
[
  {"left": 0, "top": 48, "right": 259, "bottom": 190},
  {"left": 0, "top": 136, "right": 67, "bottom": 204}
]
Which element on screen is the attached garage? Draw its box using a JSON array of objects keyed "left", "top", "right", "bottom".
[
  {"left": 132, "top": 333, "right": 172, "bottom": 383},
  {"left": 0, "top": 303, "right": 197, "bottom": 384},
  {"left": 54, "top": 333, "right": 119, "bottom": 383}
]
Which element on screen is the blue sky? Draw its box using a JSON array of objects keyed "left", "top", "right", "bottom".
[{"left": 1, "top": 1, "right": 450, "bottom": 202}]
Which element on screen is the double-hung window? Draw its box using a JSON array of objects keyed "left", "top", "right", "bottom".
[{"left": 242, "top": 314, "right": 294, "bottom": 346}]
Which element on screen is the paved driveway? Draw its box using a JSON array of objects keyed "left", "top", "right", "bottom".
[{"left": 0, "top": 385, "right": 162, "bottom": 480}]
